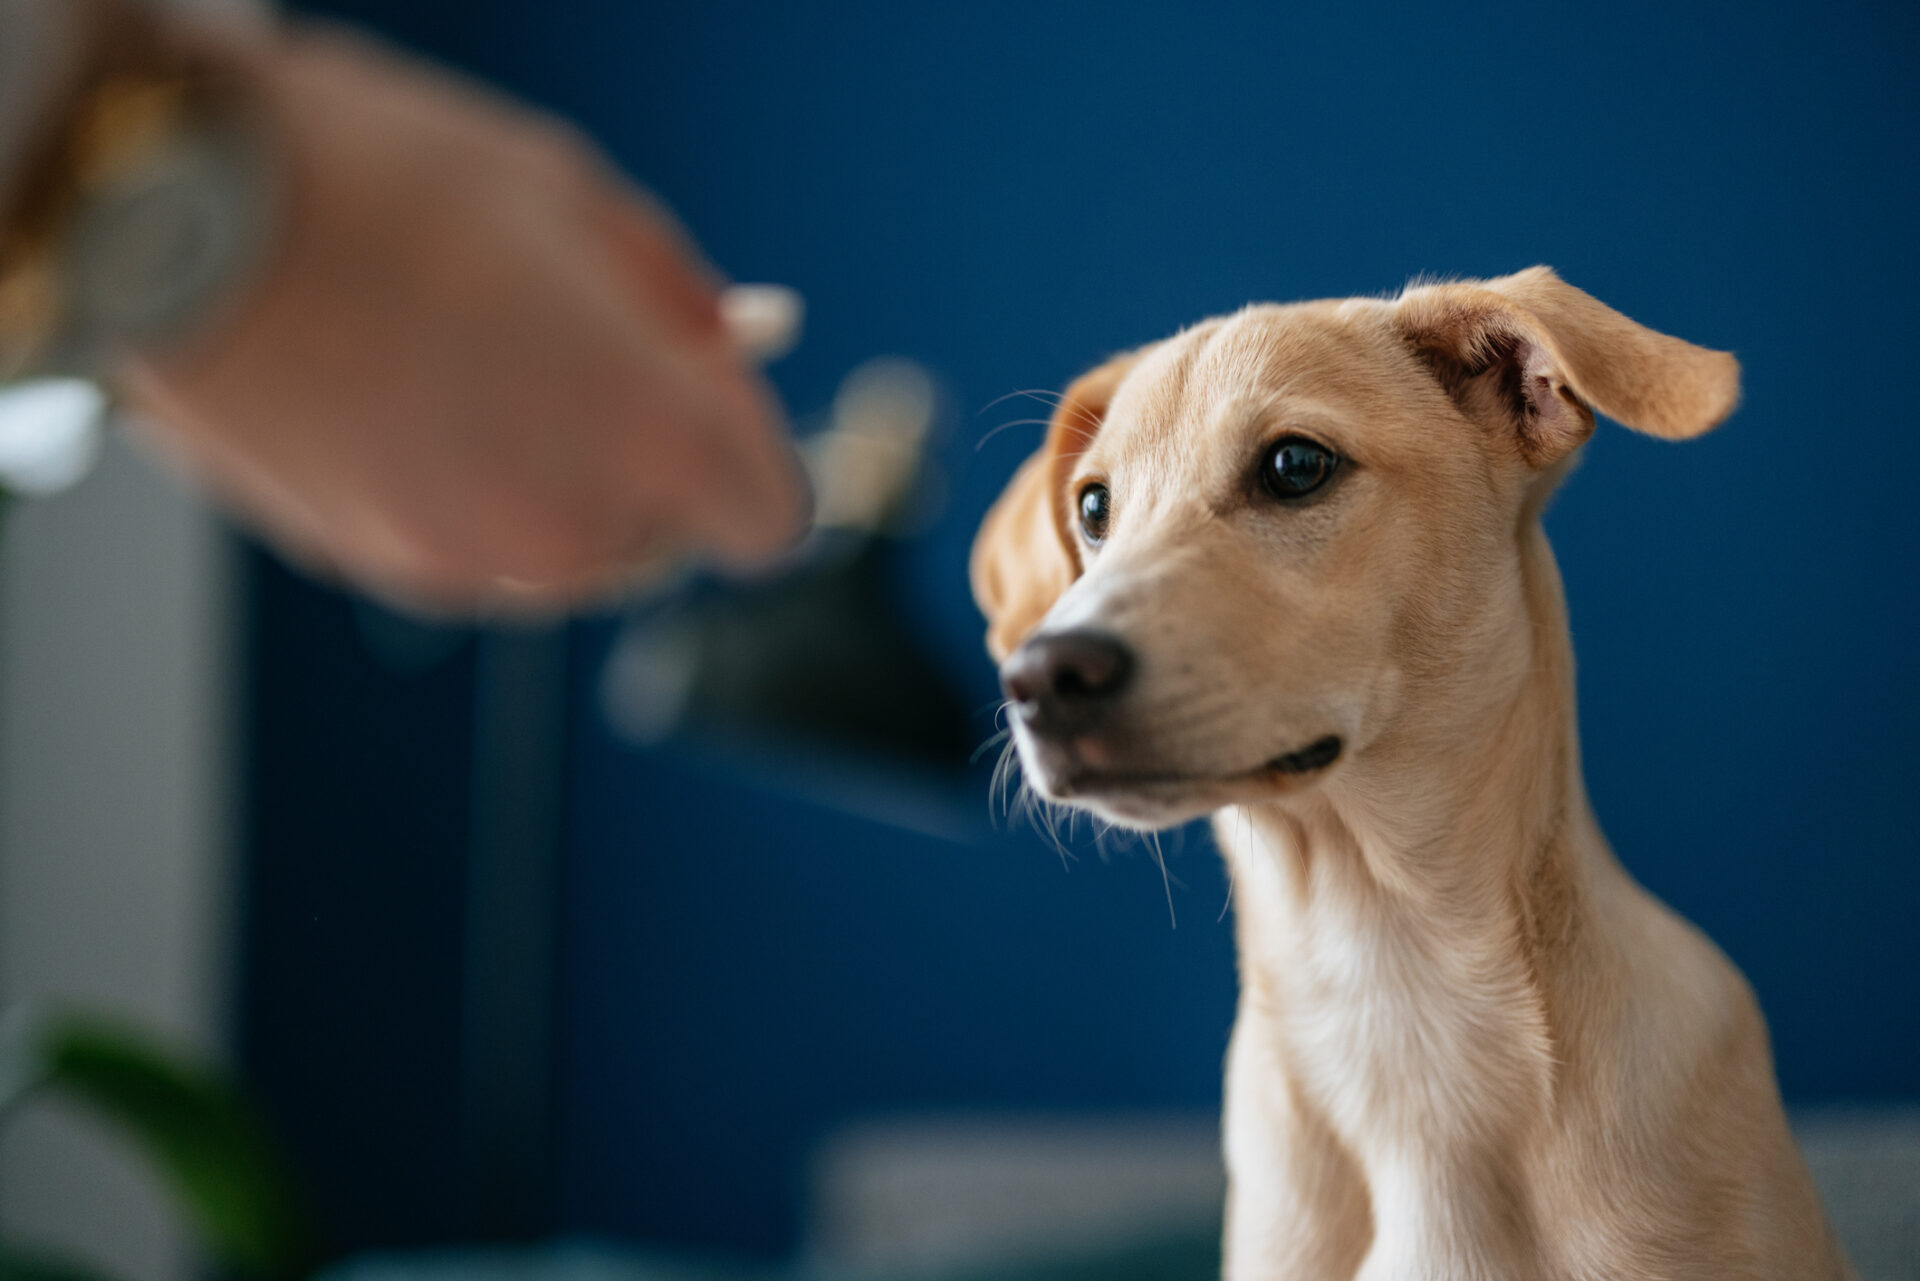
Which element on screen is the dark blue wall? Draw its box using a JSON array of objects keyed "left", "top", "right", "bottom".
[{"left": 268, "top": 0, "right": 1919, "bottom": 1259}]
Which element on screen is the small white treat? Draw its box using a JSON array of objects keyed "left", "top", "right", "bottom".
[{"left": 720, "top": 283, "right": 804, "bottom": 363}]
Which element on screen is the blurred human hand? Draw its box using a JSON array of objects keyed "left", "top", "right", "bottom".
[{"left": 119, "top": 25, "right": 808, "bottom": 612}]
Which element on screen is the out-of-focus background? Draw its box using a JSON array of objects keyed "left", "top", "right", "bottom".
[{"left": 3, "top": 0, "right": 1918, "bottom": 1278}]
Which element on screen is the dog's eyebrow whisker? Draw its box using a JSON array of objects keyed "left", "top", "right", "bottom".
[
  {"left": 975, "top": 416, "right": 1056, "bottom": 452},
  {"left": 978, "top": 388, "right": 1068, "bottom": 414},
  {"left": 1058, "top": 411, "right": 1101, "bottom": 443}
]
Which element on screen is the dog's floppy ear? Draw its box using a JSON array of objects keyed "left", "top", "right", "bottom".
[
  {"left": 971, "top": 350, "right": 1141, "bottom": 662},
  {"left": 1395, "top": 266, "right": 1740, "bottom": 466}
]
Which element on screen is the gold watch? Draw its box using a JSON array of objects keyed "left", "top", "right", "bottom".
[{"left": 0, "top": 0, "right": 279, "bottom": 385}]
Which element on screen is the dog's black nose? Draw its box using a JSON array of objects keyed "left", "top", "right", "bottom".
[{"left": 1000, "top": 630, "right": 1134, "bottom": 735}]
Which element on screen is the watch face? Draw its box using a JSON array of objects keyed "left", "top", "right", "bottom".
[
  {"left": 0, "top": 376, "right": 105, "bottom": 495},
  {"left": 61, "top": 120, "right": 274, "bottom": 361}
]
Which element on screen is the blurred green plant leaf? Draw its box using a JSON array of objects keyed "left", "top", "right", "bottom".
[
  {"left": 0, "top": 1007, "right": 314, "bottom": 1279},
  {"left": 0, "top": 1242, "right": 121, "bottom": 1281}
]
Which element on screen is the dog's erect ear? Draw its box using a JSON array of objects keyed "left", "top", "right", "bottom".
[
  {"left": 971, "top": 350, "right": 1141, "bottom": 662},
  {"left": 1395, "top": 266, "right": 1740, "bottom": 466}
]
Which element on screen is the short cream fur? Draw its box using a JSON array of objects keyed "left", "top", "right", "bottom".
[{"left": 973, "top": 270, "right": 1850, "bottom": 1281}]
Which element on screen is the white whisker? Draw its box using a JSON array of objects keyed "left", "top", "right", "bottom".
[
  {"left": 970, "top": 726, "right": 1011, "bottom": 766},
  {"left": 978, "top": 387, "right": 1067, "bottom": 414},
  {"left": 1149, "top": 827, "right": 1177, "bottom": 929},
  {"left": 975, "top": 416, "right": 1055, "bottom": 451}
]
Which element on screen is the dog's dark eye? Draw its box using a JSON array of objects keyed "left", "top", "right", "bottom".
[
  {"left": 1078, "top": 483, "right": 1111, "bottom": 542},
  {"left": 1260, "top": 437, "right": 1339, "bottom": 500}
]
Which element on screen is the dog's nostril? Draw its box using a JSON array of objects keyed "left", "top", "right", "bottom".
[
  {"left": 1042, "top": 632, "right": 1131, "bottom": 701},
  {"left": 1053, "top": 668, "right": 1093, "bottom": 698}
]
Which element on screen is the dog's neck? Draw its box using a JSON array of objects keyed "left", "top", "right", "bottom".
[{"left": 1219, "top": 522, "right": 1610, "bottom": 1105}]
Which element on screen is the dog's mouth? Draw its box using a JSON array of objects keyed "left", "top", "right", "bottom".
[
  {"left": 1262, "top": 734, "right": 1344, "bottom": 776},
  {"left": 1047, "top": 734, "right": 1344, "bottom": 801}
]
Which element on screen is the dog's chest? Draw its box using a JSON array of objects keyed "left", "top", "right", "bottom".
[{"left": 1218, "top": 811, "right": 1551, "bottom": 1146}]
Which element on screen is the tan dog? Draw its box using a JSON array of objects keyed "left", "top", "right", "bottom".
[{"left": 971, "top": 269, "right": 1850, "bottom": 1280}]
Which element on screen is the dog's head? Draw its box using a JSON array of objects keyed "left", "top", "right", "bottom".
[{"left": 973, "top": 268, "right": 1738, "bottom": 828}]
